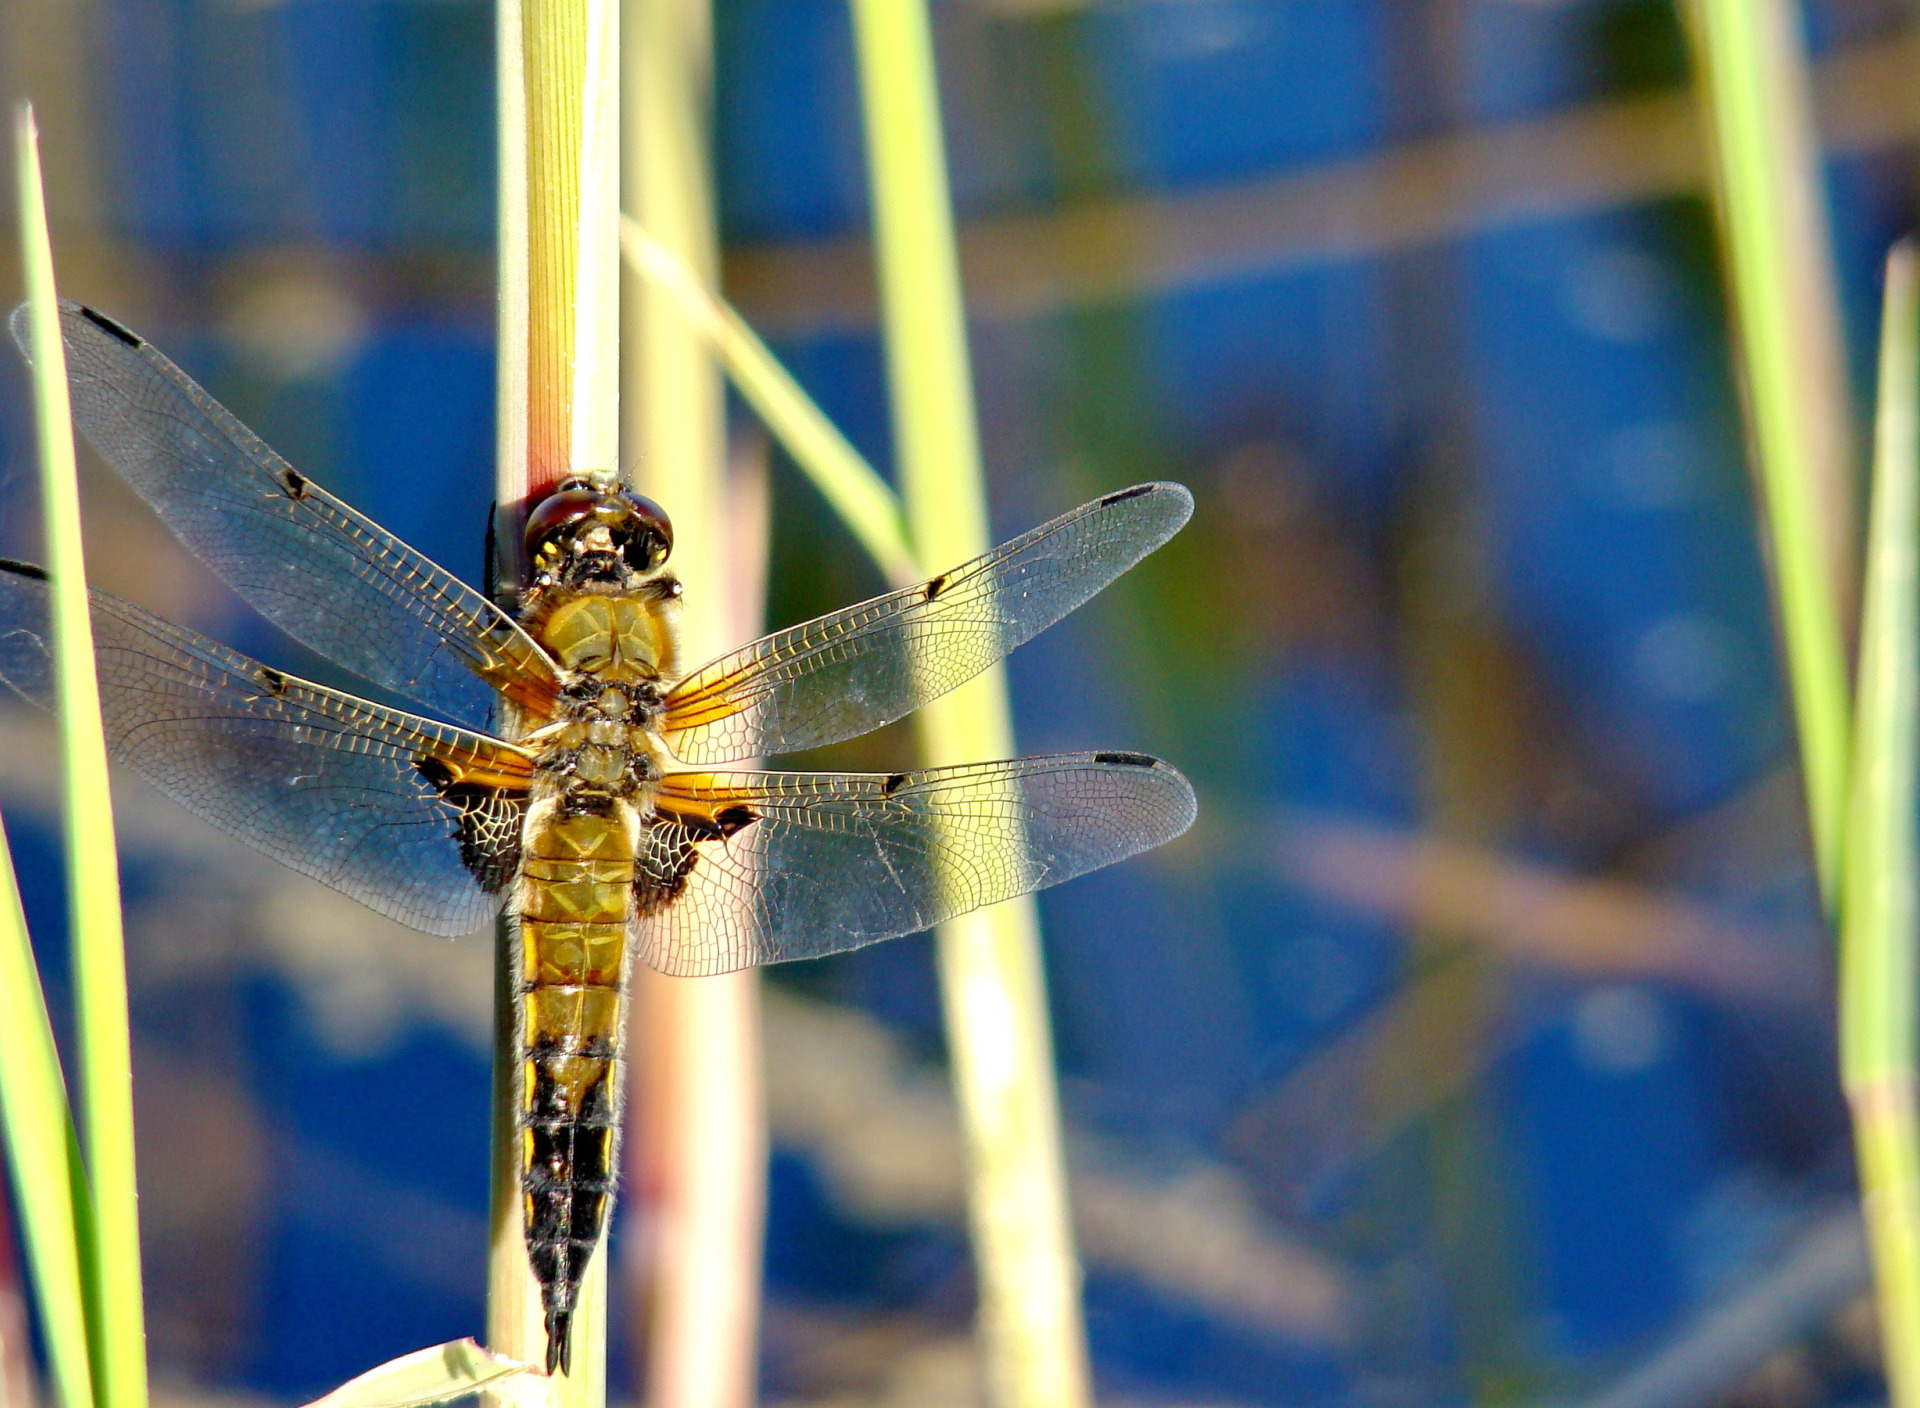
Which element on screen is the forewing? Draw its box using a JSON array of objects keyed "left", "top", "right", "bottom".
[
  {"left": 632, "top": 752, "right": 1196, "bottom": 977},
  {"left": 0, "top": 564, "right": 531, "bottom": 935},
  {"left": 16, "top": 301, "right": 561, "bottom": 730},
  {"left": 661, "top": 483, "right": 1192, "bottom": 763}
]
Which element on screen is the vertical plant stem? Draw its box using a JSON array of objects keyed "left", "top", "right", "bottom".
[
  {"left": 491, "top": 0, "right": 620, "bottom": 1399},
  {"left": 1684, "top": 0, "right": 1855, "bottom": 907},
  {"left": 1843, "top": 238, "right": 1920, "bottom": 1408},
  {"left": 0, "top": 805, "right": 92, "bottom": 1408},
  {"left": 621, "top": 1, "right": 768, "bottom": 1403},
  {"left": 15, "top": 104, "right": 146, "bottom": 1408},
  {"left": 846, "top": 6, "right": 1094, "bottom": 1406}
]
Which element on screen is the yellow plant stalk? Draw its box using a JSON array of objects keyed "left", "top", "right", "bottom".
[
  {"left": 1842, "top": 238, "right": 1920, "bottom": 1408},
  {"left": 14, "top": 105, "right": 147, "bottom": 1408},
  {"left": 1684, "top": 0, "right": 1855, "bottom": 905},
  {"left": 491, "top": 0, "right": 620, "bottom": 1400},
  {"left": 846, "top": 4, "right": 1094, "bottom": 1405},
  {"left": 620, "top": 0, "right": 767, "bottom": 1403}
]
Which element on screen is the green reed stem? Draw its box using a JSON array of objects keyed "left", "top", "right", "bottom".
[
  {"left": 1687, "top": 6, "right": 1920, "bottom": 1403},
  {"left": 1842, "top": 238, "right": 1920, "bottom": 1408},
  {"left": 14, "top": 104, "right": 146, "bottom": 1408},
  {"left": 0, "top": 803, "right": 93, "bottom": 1408},
  {"left": 1684, "top": 0, "right": 1855, "bottom": 908}
]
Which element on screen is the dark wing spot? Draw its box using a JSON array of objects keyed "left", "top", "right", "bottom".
[
  {"left": 415, "top": 756, "right": 454, "bottom": 790},
  {"left": 281, "top": 468, "right": 309, "bottom": 501},
  {"left": 923, "top": 574, "right": 948, "bottom": 601},
  {"left": 1093, "top": 751, "right": 1156, "bottom": 768},
  {"left": 0, "top": 560, "right": 48, "bottom": 583},
  {"left": 78, "top": 306, "right": 142, "bottom": 347},
  {"left": 1099, "top": 484, "right": 1153, "bottom": 506},
  {"left": 676, "top": 804, "right": 759, "bottom": 843},
  {"left": 882, "top": 772, "right": 909, "bottom": 796},
  {"left": 256, "top": 666, "right": 287, "bottom": 696}
]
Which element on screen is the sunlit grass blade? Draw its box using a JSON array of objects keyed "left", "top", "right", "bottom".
[
  {"left": 296, "top": 1339, "right": 533, "bottom": 1408},
  {"left": 0, "top": 807, "right": 94, "bottom": 1408},
  {"left": 1841, "top": 237, "right": 1920, "bottom": 1408},
  {"left": 845, "top": 3, "right": 1094, "bottom": 1404},
  {"left": 1684, "top": 0, "right": 1855, "bottom": 907},
  {"left": 618, "top": 215, "right": 919, "bottom": 588},
  {"left": 14, "top": 104, "right": 146, "bottom": 1408}
]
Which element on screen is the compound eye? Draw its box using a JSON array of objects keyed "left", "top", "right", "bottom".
[
  {"left": 523, "top": 484, "right": 603, "bottom": 564},
  {"left": 619, "top": 491, "right": 673, "bottom": 568}
]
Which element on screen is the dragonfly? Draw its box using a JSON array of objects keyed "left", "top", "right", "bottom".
[{"left": 0, "top": 301, "right": 1196, "bottom": 1375}]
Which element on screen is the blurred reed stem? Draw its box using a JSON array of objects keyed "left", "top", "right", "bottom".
[
  {"left": 846, "top": 4, "right": 1095, "bottom": 1404},
  {"left": 491, "top": 0, "right": 620, "bottom": 1397},
  {"left": 620, "top": 0, "right": 768, "bottom": 1403},
  {"left": 1842, "top": 238, "right": 1920, "bottom": 1408},
  {"left": 1683, "top": 0, "right": 1855, "bottom": 906},
  {"left": 14, "top": 104, "right": 146, "bottom": 1408}
]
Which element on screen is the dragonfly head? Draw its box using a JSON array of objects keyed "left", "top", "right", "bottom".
[{"left": 525, "top": 478, "right": 674, "bottom": 587}]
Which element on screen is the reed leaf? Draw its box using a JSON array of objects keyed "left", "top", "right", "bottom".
[
  {"left": 1683, "top": 0, "right": 1855, "bottom": 906},
  {"left": 297, "top": 1340, "right": 532, "bottom": 1408},
  {"left": 13, "top": 103, "right": 146, "bottom": 1408},
  {"left": 845, "top": 4, "right": 1094, "bottom": 1404},
  {"left": 0, "top": 806, "right": 93, "bottom": 1408},
  {"left": 1842, "top": 237, "right": 1920, "bottom": 1408}
]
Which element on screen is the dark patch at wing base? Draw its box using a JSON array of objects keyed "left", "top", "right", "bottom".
[{"left": 416, "top": 757, "right": 525, "bottom": 893}]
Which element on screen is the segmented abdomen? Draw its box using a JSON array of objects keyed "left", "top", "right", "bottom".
[{"left": 516, "top": 810, "right": 635, "bottom": 1375}]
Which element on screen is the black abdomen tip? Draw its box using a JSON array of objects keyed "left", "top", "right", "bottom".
[{"left": 545, "top": 1305, "right": 573, "bottom": 1375}]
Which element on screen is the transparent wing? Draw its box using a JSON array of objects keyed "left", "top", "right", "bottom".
[
  {"left": 0, "top": 563, "right": 532, "bottom": 935},
  {"left": 661, "top": 483, "right": 1192, "bottom": 763},
  {"left": 15, "top": 301, "right": 561, "bottom": 731},
  {"left": 631, "top": 752, "right": 1196, "bottom": 977}
]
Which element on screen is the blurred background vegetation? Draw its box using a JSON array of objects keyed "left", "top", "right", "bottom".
[{"left": 0, "top": 0, "right": 1914, "bottom": 1405}]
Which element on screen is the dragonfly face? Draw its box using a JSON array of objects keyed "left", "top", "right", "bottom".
[
  {"left": 524, "top": 477, "right": 674, "bottom": 588},
  {"left": 0, "top": 300, "right": 1198, "bottom": 1376}
]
